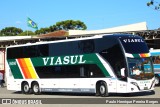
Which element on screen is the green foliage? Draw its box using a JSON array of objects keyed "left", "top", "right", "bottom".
[
  {"left": 147, "top": 1, "right": 154, "bottom": 6},
  {"left": 35, "top": 27, "right": 51, "bottom": 35},
  {"left": 0, "top": 27, "right": 23, "bottom": 36},
  {"left": 55, "top": 20, "right": 87, "bottom": 30},
  {"left": 0, "top": 20, "right": 87, "bottom": 36},
  {"left": 18, "top": 31, "right": 35, "bottom": 36},
  {"left": 147, "top": 0, "right": 160, "bottom": 10},
  {"left": 49, "top": 25, "right": 58, "bottom": 32},
  {"left": 35, "top": 20, "right": 87, "bottom": 35}
]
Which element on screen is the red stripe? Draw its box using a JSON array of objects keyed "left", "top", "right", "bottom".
[
  {"left": 140, "top": 54, "right": 145, "bottom": 57},
  {"left": 140, "top": 53, "right": 149, "bottom": 58},
  {"left": 21, "top": 59, "right": 32, "bottom": 79},
  {"left": 17, "top": 59, "right": 29, "bottom": 79}
]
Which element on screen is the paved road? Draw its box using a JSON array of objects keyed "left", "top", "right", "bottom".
[{"left": 0, "top": 86, "right": 160, "bottom": 107}]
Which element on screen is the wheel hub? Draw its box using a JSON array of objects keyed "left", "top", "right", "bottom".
[
  {"left": 100, "top": 85, "right": 105, "bottom": 94},
  {"left": 33, "top": 85, "right": 39, "bottom": 92}
]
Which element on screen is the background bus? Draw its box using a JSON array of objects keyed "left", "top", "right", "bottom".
[
  {"left": 6, "top": 34, "right": 155, "bottom": 97},
  {"left": 150, "top": 49, "right": 160, "bottom": 86}
]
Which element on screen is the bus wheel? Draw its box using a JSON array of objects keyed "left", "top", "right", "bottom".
[
  {"left": 97, "top": 81, "right": 109, "bottom": 97},
  {"left": 155, "top": 76, "right": 160, "bottom": 86},
  {"left": 22, "top": 82, "right": 30, "bottom": 94},
  {"left": 32, "top": 82, "right": 40, "bottom": 95}
]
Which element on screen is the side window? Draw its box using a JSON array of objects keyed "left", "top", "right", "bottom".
[
  {"left": 7, "top": 44, "right": 49, "bottom": 59},
  {"left": 7, "top": 47, "right": 23, "bottom": 59},
  {"left": 89, "top": 65, "right": 105, "bottom": 77},
  {"left": 22, "top": 44, "right": 49, "bottom": 58},
  {"left": 80, "top": 67, "right": 88, "bottom": 77},
  {"left": 35, "top": 64, "right": 105, "bottom": 78},
  {"left": 23, "top": 46, "right": 37, "bottom": 57},
  {"left": 79, "top": 65, "right": 105, "bottom": 78},
  {"left": 38, "top": 44, "right": 49, "bottom": 56},
  {"left": 78, "top": 40, "right": 95, "bottom": 53}
]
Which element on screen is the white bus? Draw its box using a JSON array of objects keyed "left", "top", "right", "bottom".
[
  {"left": 150, "top": 49, "right": 160, "bottom": 86},
  {"left": 6, "top": 34, "right": 155, "bottom": 97}
]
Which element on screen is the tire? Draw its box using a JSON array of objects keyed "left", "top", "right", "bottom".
[
  {"left": 32, "top": 82, "right": 40, "bottom": 95},
  {"left": 155, "top": 76, "right": 160, "bottom": 86},
  {"left": 22, "top": 82, "right": 30, "bottom": 94},
  {"left": 97, "top": 81, "right": 109, "bottom": 97}
]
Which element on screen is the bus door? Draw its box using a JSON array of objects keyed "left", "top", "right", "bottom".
[
  {"left": 115, "top": 60, "right": 127, "bottom": 93},
  {"left": 79, "top": 67, "right": 93, "bottom": 92}
]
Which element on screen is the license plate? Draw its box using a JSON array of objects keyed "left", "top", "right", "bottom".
[{"left": 144, "top": 87, "right": 148, "bottom": 90}]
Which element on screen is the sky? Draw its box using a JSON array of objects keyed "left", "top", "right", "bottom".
[{"left": 1, "top": 0, "right": 160, "bottom": 31}]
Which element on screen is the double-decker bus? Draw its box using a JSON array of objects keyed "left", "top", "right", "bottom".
[
  {"left": 6, "top": 34, "right": 155, "bottom": 96},
  {"left": 150, "top": 49, "right": 160, "bottom": 86}
]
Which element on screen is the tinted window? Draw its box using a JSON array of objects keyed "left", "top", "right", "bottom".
[
  {"left": 49, "top": 39, "right": 95, "bottom": 56},
  {"left": 7, "top": 47, "right": 23, "bottom": 59},
  {"left": 35, "top": 64, "right": 105, "bottom": 78},
  {"left": 7, "top": 44, "right": 49, "bottom": 59}
]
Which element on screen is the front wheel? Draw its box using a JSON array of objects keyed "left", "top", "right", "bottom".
[
  {"left": 155, "top": 76, "right": 160, "bottom": 86},
  {"left": 97, "top": 81, "right": 109, "bottom": 97}
]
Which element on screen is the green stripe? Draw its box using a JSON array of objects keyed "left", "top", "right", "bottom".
[
  {"left": 31, "top": 53, "right": 110, "bottom": 77},
  {"left": 132, "top": 54, "right": 140, "bottom": 58},
  {"left": 7, "top": 59, "right": 23, "bottom": 79},
  {"left": 83, "top": 54, "right": 110, "bottom": 77},
  {"left": 7, "top": 54, "right": 110, "bottom": 78}
]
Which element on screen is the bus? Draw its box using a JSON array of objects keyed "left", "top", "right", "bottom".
[
  {"left": 5, "top": 34, "right": 155, "bottom": 97},
  {"left": 150, "top": 49, "right": 160, "bottom": 86}
]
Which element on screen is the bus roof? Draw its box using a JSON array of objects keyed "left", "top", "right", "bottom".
[{"left": 6, "top": 34, "right": 140, "bottom": 49}]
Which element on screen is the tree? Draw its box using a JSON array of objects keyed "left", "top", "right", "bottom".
[
  {"left": 0, "top": 19, "right": 87, "bottom": 36},
  {"left": 49, "top": 25, "right": 58, "bottom": 32},
  {"left": 55, "top": 20, "right": 87, "bottom": 30},
  {"left": 35, "top": 20, "right": 87, "bottom": 35},
  {"left": 18, "top": 30, "right": 35, "bottom": 36},
  {"left": 0, "top": 27, "right": 23, "bottom": 36},
  {"left": 35, "top": 27, "right": 51, "bottom": 35},
  {"left": 147, "top": 0, "right": 160, "bottom": 10}
]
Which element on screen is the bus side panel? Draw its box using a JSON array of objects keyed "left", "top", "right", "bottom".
[{"left": 7, "top": 78, "right": 22, "bottom": 91}]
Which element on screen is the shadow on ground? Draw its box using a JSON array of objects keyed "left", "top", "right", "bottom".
[{"left": 12, "top": 90, "right": 155, "bottom": 97}]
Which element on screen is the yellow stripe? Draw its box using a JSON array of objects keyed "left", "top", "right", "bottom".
[
  {"left": 24, "top": 58, "right": 38, "bottom": 79},
  {"left": 144, "top": 53, "right": 150, "bottom": 57},
  {"left": 146, "top": 53, "right": 150, "bottom": 57}
]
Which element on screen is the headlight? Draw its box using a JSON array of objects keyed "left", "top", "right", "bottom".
[
  {"left": 131, "top": 82, "right": 138, "bottom": 86},
  {"left": 130, "top": 82, "right": 140, "bottom": 90}
]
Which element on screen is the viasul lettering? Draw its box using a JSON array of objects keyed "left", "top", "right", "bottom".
[
  {"left": 42, "top": 55, "right": 86, "bottom": 66},
  {"left": 123, "top": 39, "right": 144, "bottom": 43}
]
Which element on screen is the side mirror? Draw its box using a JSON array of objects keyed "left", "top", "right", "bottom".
[{"left": 120, "top": 68, "right": 125, "bottom": 77}]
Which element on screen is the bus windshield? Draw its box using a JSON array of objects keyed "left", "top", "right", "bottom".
[{"left": 128, "top": 57, "right": 154, "bottom": 80}]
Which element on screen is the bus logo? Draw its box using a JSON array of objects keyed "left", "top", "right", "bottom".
[
  {"left": 123, "top": 39, "right": 144, "bottom": 43},
  {"left": 42, "top": 55, "right": 86, "bottom": 66}
]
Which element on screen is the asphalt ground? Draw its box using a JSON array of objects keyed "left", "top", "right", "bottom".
[{"left": 0, "top": 86, "right": 160, "bottom": 107}]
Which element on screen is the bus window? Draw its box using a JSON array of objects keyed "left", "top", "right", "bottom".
[
  {"left": 80, "top": 67, "right": 85, "bottom": 77},
  {"left": 79, "top": 65, "right": 105, "bottom": 78}
]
